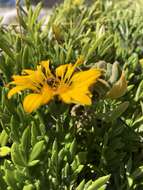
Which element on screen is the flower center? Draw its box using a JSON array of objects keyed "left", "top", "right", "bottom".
[{"left": 46, "top": 77, "right": 59, "bottom": 89}]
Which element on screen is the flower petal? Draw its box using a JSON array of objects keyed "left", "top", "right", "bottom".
[
  {"left": 60, "top": 89, "right": 92, "bottom": 105},
  {"left": 23, "top": 85, "right": 53, "bottom": 113},
  {"left": 8, "top": 86, "right": 30, "bottom": 99},
  {"left": 59, "top": 69, "right": 101, "bottom": 105},
  {"left": 56, "top": 64, "right": 72, "bottom": 80},
  {"left": 11, "top": 75, "right": 31, "bottom": 85},
  {"left": 23, "top": 94, "right": 43, "bottom": 113},
  {"left": 40, "top": 60, "right": 54, "bottom": 77},
  {"left": 56, "top": 56, "right": 84, "bottom": 82},
  {"left": 64, "top": 56, "right": 84, "bottom": 82},
  {"left": 22, "top": 69, "right": 35, "bottom": 75},
  {"left": 10, "top": 75, "right": 40, "bottom": 89},
  {"left": 41, "top": 84, "right": 53, "bottom": 104},
  {"left": 30, "top": 69, "right": 45, "bottom": 84},
  {"left": 71, "top": 69, "right": 101, "bottom": 90}
]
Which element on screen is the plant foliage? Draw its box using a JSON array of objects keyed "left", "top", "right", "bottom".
[{"left": 0, "top": 0, "right": 142, "bottom": 189}]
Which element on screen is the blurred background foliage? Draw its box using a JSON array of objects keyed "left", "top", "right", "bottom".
[{"left": 0, "top": 0, "right": 142, "bottom": 189}]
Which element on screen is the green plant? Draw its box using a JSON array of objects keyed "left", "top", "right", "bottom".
[{"left": 0, "top": 0, "right": 142, "bottom": 189}]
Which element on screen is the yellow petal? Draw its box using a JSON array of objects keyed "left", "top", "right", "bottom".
[
  {"left": 23, "top": 94, "right": 43, "bottom": 113},
  {"left": 23, "top": 85, "right": 53, "bottom": 113},
  {"left": 71, "top": 69, "right": 101, "bottom": 90},
  {"left": 30, "top": 69, "right": 45, "bottom": 84},
  {"left": 60, "top": 89, "right": 92, "bottom": 105},
  {"left": 10, "top": 75, "right": 39, "bottom": 90},
  {"left": 22, "top": 69, "right": 35, "bottom": 75},
  {"left": 8, "top": 86, "right": 31, "bottom": 99},
  {"left": 59, "top": 68, "right": 101, "bottom": 105},
  {"left": 74, "top": 56, "right": 84, "bottom": 66},
  {"left": 106, "top": 72, "right": 127, "bottom": 99},
  {"left": 56, "top": 64, "right": 72, "bottom": 80},
  {"left": 64, "top": 56, "right": 84, "bottom": 81},
  {"left": 56, "top": 56, "right": 84, "bottom": 83},
  {"left": 41, "top": 84, "right": 53, "bottom": 105},
  {"left": 40, "top": 60, "right": 54, "bottom": 77},
  {"left": 17, "top": 67, "right": 45, "bottom": 85},
  {"left": 11, "top": 75, "right": 31, "bottom": 85}
]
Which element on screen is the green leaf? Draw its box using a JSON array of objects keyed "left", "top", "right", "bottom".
[
  {"left": 51, "top": 151, "right": 58, "bottom": 169},
  {"left": 11, "top": 143, "right": 27, "bottom": 167},
  {"left": 21, "top": 127, "right": 31, "bottom": 158},
  {"left": 23, "top": 184, "right": 35, "bottom": 190},
  {"left": 109, "top": 62, "right": 121, "bottom": 84},
  {"left": 74, "top": 165, "right": 84, "bottom": 176},
  {"left": 31, "top": 3, "right": 42, "bottom": 29},
  {"left": 84, "top": 180, "right": 92, "bottom": 189},
  {"left": 98, "top": 185, "right": 107, "bottom": 190},
  {"left": 0, "top": 146, "right": 11, "bottom": 157},
  {"left": 135, "top": 80, "right": 143, "bottom": 102},
  {"left": 10, "top": 116, "right": 20, "bottom": 142},
  {"left": 28, "top": 160, "right": 40, "bottom": 167},
  {"left": 29, "top": 140, "right": 45, "bottom": 162},
  {"left": 52, "top": 139, "right": 58, "bottom": 153},
  {"left": 0, "top": 130, "right": 8, "bottom": 146},
  {"left": 31, "top": 122, "right": 39, "bottom": 146},
  {"left": 76, "top": 180, "right": 85, "bottom": 190},
  {"left": 109, "top": 102, "right": 129, "bottom": 121},
  {"left": 0, "top": 36, "right": 14, "bottom": 61},
  {"left": 70, "top": 139, "right": 77, "bottom": 159},
  {"left": 22, "top": 45, "right": 29, "bottom": 69},
  {"left": 58, "top": 148, "right": 66, "bottom": 165},
  {"left": 132, "top": 166, "right": 143, "bottom": 179},
  {"left": 15, "top": 36, "right": 21, "bottom": 52},
  {"left": 4, "top": 170, "right": 18, "bottom": 190},
  {"left": 63, "top": 163, "right": 70, "bottom": 178},
  {"left": 87, "top": 175, "right": 111, "bottom": 190}
]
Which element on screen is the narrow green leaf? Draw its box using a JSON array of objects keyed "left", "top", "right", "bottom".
[
  {"left": 29, "top": 140, "right": 45, "bottom": 162},
  {"left": 31, "top": 122, "right": 39, "bottom": 146},
  {"left": 28, "top": 160, "right": 40, "bottom": 167},
  {"left": 87, "top": 175, "right": 111, "bottom": 190},
  {"left": 0, "top": 130, "right": 8, "bottom": 146},
  {"left": 58, "top": 148, "right": 66, "bottom": 165},
  {"left": 109, "top": 102, "right": 129, "bottom": 121},
  {"left": 4, "top": 170, "right": 18, "bottom": 190},
  {"left": 63, "top": 163, "right": 70, "bottom": 178},
  {"left": 15, "top": 36, "right": 21, "bottom": 52},
  {"left": 52, "top": 139, "right": 58, "bottom": 153},
  {"left": 21, "top": 127, "right": 31, "bottom": 157},
  {"left": 84, "top": 180, "right": 92, "bottom": 189},
  {"left": 10, "top": 115, "right": 20, "bottom": 142},
  {"left": 70, "top": 139, "right": 76, "bottom": 159},
  {"left": 23, "top": 184, "right": 35, "bottom": 190},
  {"left": 31, "top": 3, "right": 42, "bottom": 26},
  {"left": 0, "top": 36, "right": 14, "bottom": 60},
  {"left": 22, "top": 45, "right": 29, "bottom": 69},
  {"left": 76, "top": 180, "right": 85, "bottom": 190},
  {"left": 135, "top": 80, "right": 143, "bottom": 102},
  {"left": 11, "top": 143, "right": 26, "bottom": 167},
  {"left": 132, "top": 166, "right": 143, "bottom": 179}
]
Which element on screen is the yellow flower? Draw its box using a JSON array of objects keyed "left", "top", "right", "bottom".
[{"left": 8, "top": 58, "right": 101, "bottom": 113}]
